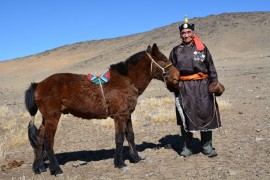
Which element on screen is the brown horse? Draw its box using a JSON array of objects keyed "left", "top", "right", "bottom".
[{"left": 25, "top": 44, "right": 180, "bottom": 176}]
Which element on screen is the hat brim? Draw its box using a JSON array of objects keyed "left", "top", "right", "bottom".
[{"left": 179, "top": 23, "right": 194, "bottom": 31}]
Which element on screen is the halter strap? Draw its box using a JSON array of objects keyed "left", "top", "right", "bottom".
[
  {"left": 146, "top": 53, "right": 171, "bottom": 74},
  {"left": 164, "top": 63, "right": 173, "bottom": 69},
  {"left": 146, "top": 52, "right": 173, "bottom": 87}
]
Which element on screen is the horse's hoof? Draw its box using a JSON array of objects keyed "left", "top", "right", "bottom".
[
  {"left": 130, "top": 154, "right": 144, "bottom": 163},
  {"left": 114, "top": 162, "right": 127, "bottom": 169},
  {"left": 50, "top": 168, "right": 64, "bottom": 176},
  {"left": 130, "top": 156, "right": 141, "bottom": 163},
  {"left": 33, "top": 166, "right": 47, "bottom": 174},
  {"left": 34, "top": 169, "right": 41, "bottom": 174}
]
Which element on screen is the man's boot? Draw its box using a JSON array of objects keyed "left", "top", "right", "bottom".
[
  {"left": 201, "top": 131, "right": 217, "bottom": 157},
  {"left": 180, "top": 127, "right": 193, "bottom": 157}
]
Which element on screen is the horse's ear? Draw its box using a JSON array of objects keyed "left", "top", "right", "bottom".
[
  {"left": 152, "top": 43, "right": 159, "bottom": 55},
  {"left": 146, "top": 45, "right": 152, "bottom": 53}
]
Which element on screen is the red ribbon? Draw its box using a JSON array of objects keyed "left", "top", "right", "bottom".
[{"left": 193, "top": 34, "right": 205, "bottom": 51}]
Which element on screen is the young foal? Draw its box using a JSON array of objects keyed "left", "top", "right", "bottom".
[{"left": 25, "top": 44, "right": 180, "bottom": 176}]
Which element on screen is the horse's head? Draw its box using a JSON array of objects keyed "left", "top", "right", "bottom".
[{"left": 146, "top": 43, "right": 180, "bottom": 85}]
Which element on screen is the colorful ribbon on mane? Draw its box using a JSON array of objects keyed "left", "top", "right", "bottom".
[{"left": 87, "top": 69, "right": 110, "bottom": 84}]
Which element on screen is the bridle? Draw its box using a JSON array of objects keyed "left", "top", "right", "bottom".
[{"left": 146, "top": 52, "right": 179, "bottom": 86}]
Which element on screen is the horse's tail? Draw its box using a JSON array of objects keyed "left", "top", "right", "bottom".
[
  {"left": 25, "top": 83, "right": 39, "bottom": 150},
  {"left": 25, "top": 83, "right": 38, "bottom": 117},
  {"left": 25, "top": 83, "right": 48, "bottom": 160}
]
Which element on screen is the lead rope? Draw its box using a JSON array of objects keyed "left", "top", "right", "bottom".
[
  {"left": 178, "top": 91, "right": 219, "bottom": 130},
  {"left": 213, "top": 93, "right": 221, "bottom": 133}
]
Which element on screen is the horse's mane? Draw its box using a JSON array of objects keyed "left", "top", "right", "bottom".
[{"left": 110, "top": 51, "right": 145, "bottom": 75}]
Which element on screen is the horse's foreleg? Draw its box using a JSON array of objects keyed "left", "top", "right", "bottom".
[
  {"left": 114, "top": 115, "right": 127, "bottom": 168},
  {"left": 125, "top": 116, "right": 142, "bottom": 163},
  {"left": 32, "top": 123, "right": 47, "bottom": 174},
  {"left": 44, "top": 118, "right": 63, "bottom": 176}
]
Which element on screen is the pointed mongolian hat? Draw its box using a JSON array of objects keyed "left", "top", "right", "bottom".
[{"left": 179, "top": 15, "right": 194, "bottom": 31}]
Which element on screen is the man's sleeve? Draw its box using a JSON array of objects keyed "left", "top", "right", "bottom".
[{"left": 204, "top": 46, "right": 218, "bottom": 83}]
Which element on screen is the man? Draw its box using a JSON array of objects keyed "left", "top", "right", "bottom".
[{"left": 169, "top": 16, "right": 224, "bottom": 157}]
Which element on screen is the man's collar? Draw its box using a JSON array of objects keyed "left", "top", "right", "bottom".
[{"left": 181, "top": 40, "right": 194, "bottom": 47}]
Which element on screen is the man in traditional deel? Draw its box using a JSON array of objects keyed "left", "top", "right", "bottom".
[{"left": 168, "top": 15, "right": 225, "bottom": 157}]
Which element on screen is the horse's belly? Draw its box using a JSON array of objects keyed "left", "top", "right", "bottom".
[
  {"left": 61, "top": 81, "right": 138, "bottom": 119},
  {"left": 62, "top": 96, "right": 108, "bottom": 119}
]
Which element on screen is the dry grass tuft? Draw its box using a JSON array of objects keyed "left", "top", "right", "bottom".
[
  {"left": 132, "top": 96, "right": 176, "bottom": 123},
  {"left": 217, "top": 98, "right": 232, "bottom": 111},
  {"left": 0, "top": 105, "right": 29, "bottom": 161},
  {"left": 93, "top": 118, "right": 115, "bottom": 129}
]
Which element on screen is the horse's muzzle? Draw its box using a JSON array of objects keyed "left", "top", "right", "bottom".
[
  {"left": 163, "top": 73, "right": 179, "bottom": 85},
  {"left": 172, "top": 78, "right": 179, "bottom": 85}
]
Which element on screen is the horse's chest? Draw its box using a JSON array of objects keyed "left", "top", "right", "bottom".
[{"left": 106, "top": 87, "right": 138, "bottom": 113}]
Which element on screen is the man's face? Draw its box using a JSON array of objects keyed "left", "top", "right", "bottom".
[{"left": 181, "top": 29, "right": 194, "bottom": 44}]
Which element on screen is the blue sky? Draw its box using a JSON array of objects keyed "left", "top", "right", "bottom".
[{"left": 1, "top": 0, "right": 269, "bottom": 61}]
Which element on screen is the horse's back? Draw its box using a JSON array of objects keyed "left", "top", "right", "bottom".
[
  {"left": 34, "top": 72, "right": 138, "bottom": 119},
  {"left": 36, "top": 73, "right": 86, "bottom": 97},
  {"left": 35, "top": 73, "right": 103, "bottom": 118}
]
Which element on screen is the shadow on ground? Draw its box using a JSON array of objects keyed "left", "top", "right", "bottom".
[{"left": 55, "top": 134, "right": 201, "bottom": 165}]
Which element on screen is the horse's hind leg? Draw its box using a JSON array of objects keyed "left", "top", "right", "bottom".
[
  {"left": 32, "top": 122, "right": 47, "bottom": 174},
  {"left": 43, "top": 115, "right": 63, "bottom": 176},
  {"left": 114, "top": 115, "right": 128, "bottom": 168},
  {"left": 125, "top": 116, "right": 142, "bottom": 163}
]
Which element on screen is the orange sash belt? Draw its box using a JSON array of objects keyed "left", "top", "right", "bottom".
[{"left": 180, "top": 72, "right": 208, "bottom": 81}]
